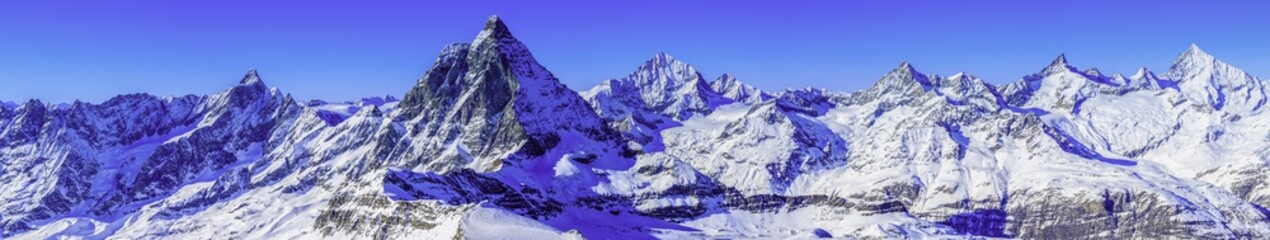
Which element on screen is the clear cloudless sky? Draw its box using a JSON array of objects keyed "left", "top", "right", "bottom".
[{"left": 3, "top": 0, "right": 1270, "bottom": 103}]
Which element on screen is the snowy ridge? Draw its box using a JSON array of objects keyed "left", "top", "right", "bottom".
[{"left": 4, "top": 16, "right": 1270, "bottom": 239}]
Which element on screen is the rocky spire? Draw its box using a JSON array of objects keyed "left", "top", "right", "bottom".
[
  {"left": 389, "top": 15, "right": 626, "bottom": 173},
  {"left": 1043, "top": 54, "right": 1077, "bottom": 74},
  {"left": 474, "top": 15, "right": 514, "bottom": 43},
  {"left": 591, "top": 52, "right": 723, "bottom": 120},
  {"left": 239, "top": 69, "right": 263, "bottom": 86},
  {"left": 869, "top": 61, "right": 933, "bottom": 94}
]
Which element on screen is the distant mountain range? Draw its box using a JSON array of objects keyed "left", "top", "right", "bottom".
[{"left": 3, "top": 15, "right": 1270, "bottom": 239}]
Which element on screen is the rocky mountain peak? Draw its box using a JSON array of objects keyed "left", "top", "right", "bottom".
[
  {"left": 1043, "top": 54, "right": 1077, "bottom": 74},
  {"left": 239, "top": 68, "right": 263, "bottom": 86},
  {"left": 867, "top": 61, "right": 934, "bottom": 95},
  {"left": 633, "top": 52, "right": 706, "bottom": 86},
  {"left": 711, "top": 73, "right": 771, "bottom": 104},
  {"left": 1178, "top": 43, "right": 1209, "bottom": 61},
  {"left": 1166, "top": 43, "right": 1265, "bottom": 111},
  {"left": 476, "top": 15, "right": 514, "bottom": 42}
]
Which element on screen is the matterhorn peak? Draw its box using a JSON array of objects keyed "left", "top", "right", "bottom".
[{"left": 476, "top": 15, "right": 514, "bottom": 41}]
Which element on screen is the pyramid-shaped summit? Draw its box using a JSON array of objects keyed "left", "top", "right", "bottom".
[
  {"left": 477, "top": 15, "right": 513, "bottom": 40},
  {"left": 1042, "top": 53, "right": 1078, "bottom": 74},
  {"left": 1166, "top": 43, "right": 1266, "bottom": 111},
  {"left": 388, "top": 15, "right": 626, "bottom": 173}
]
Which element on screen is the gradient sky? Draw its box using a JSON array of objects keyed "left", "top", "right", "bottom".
[{"left": 3, "top": 1, "right": 1270, "bottom": 103}]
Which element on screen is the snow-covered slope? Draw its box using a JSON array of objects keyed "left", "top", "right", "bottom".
[{"left": 4, "top": 16, "right": 1270, "bottom": 239}]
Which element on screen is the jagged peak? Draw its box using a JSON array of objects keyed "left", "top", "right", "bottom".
[
  {"left": 239, "top": 69, "right": 264, "bottom": 86},
  {"left": 711, "top": 73, "right": 770, "bottom": 103},
  {"left": 712, "top": 73, "right": 740, "bottom": 86},
  {"left": 475, "top": 15, "right": 514, "bottom": 41},
  {"left": 871, "top": 61, "right": 934, "bottom": 92},
  {"left": 1164, "top": 44, "right": 1258, "bottom": 87},
  {"left": 954, "top": 72, "right": 984, "bottom": 83},
  {"left": 1185, "top": 43, "right": 1205, "bottom": 56},
  {"left": 645, "top": 52, "right": 687, "bottom": 68},
  {"left": 1131, "top": 67, "right": 1159, "bottom": 80},
  {"left": 1084, "top": 68, "right": 1104, "bottom": 77},
  {"left": 621, "top": 52, "right": 705, "bottom": 87},
  {"left": 897, "top": 61, "right": 914, "bottom": 71},
  {"left": 717, "top": 73, "right": 735, "bottom": 81},
  {"left": 1111, "top": 73, "right": 1127, "bottom": 81},
  {"left": 1043, "top": 54, "right": 1076, "bottom": 74},
  {"left": 884, "top": 61, "right": 922, "bottom": 78},
  {"left": 1173, "top": 43, "right": 1217, "bottom": 67},
  {"left": 939, "top": 72, "right": 990, "bottom": 91},
  {"left": 885, "top": 61, "right": 925, "bottom": 78},
  {"left": 18, "top": 99, "right": 44, "bottom": 109}
]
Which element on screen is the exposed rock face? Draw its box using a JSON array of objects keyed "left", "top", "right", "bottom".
[
  {"left": 389, "top": 16, "right": 626, "bottom": 174},
  {"left": 4, "top": 17, "right": 1270, "bottom": 240}
]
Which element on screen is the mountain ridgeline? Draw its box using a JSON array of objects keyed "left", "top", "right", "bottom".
[{"left": 3, "top": 16, "right": 1270, "bottom": 239}]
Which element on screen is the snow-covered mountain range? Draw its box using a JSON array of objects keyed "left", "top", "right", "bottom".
[{"left": 4, "top": 16, "right": 1270, "bottom": 239}]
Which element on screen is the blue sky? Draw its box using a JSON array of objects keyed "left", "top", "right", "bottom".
[{"left": 3, "top": 0, "right": 1270, "bottom": 103}]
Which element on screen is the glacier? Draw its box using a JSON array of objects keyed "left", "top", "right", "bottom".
[{"left": 3, "top": 15, "right": 1270, "bottom": 239}]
